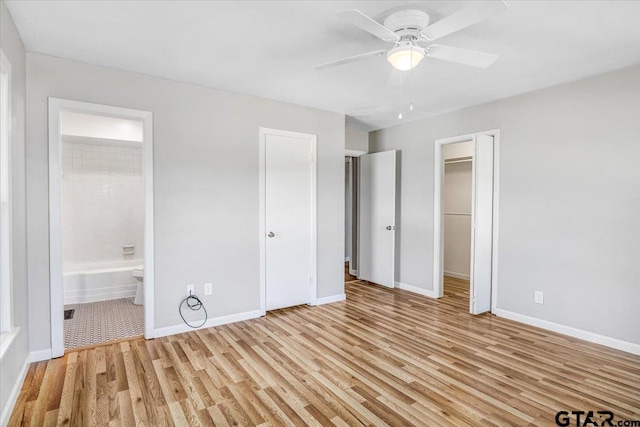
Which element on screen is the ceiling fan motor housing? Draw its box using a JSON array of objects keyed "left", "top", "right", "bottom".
[{"left": 383, "top": 10, "right": 430, "bottom": 38}]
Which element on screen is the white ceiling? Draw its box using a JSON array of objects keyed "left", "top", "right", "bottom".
[{"left": 6, "top": 1, "right": 640, "bottom": 130}]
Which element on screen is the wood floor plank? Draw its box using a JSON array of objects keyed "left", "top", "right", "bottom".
[
  {"left": 25, "top": 361, "right": 55, "bottom": 426},
  {"left": 55, "top": 353, "right": 78, "bottom": 426},
  {"left": 6, "top": 377, "right": 30, "bottom": 426},
  {"left": 120, "top": 342, "right": 150, "bottom": 426},
  {"left": 8, "top": 278, "right": 640, "bottom": 426},
  {"left": 117, "top": 389, "right": 135, "bottom": 426}
]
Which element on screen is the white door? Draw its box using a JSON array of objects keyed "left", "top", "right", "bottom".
[
  {"left": 358, "top": 150, "right": 396, "bottom": 288},
  {"left": 470, "top": 134, "right": 494, "bottom": 314},
  {"left": 264, "top": 131, "right": 315, "bottom": 311}
]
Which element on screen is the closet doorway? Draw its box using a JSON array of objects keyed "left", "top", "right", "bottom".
[
  {"left": 442, "top": 141, "right": 474, "bottom": 309},
  {"left": 433, "top": 131, "right": 499, "bottom": 314}
]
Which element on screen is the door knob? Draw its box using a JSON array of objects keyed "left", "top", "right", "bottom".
[
  {"left": 268, "top": 232, "right": 275, "bottom": 238},
  {"left": 386, "top": 225, "right": 393, "bottom": 230}
]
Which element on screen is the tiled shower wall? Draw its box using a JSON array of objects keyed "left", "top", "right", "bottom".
[{"left": 62, "top": 140, "right": 144, "bottom": 267}]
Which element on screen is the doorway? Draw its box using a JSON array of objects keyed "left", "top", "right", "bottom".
[
  {"left": 433, "top": 131, "right": 499, "bottom": 314},
  {"left": 48, "top": 99, "right": 154, "bottom": 357},
  {"left": 442, "top": 141, "right": 473, "bottom": 309},
  {"left": 344, "top": 150, "right": 364, "bottom": 283},
  {"left": 259, "top": 128, "right": 317, "bottom": 312}
]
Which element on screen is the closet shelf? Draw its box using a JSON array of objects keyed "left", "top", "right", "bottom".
[{"left": 444, "top": 157, "right": 472, "bottom": 165}]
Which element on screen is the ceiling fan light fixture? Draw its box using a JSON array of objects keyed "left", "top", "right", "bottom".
[{"left": 387, "top": 45, "right": 425, "bottom": 71}]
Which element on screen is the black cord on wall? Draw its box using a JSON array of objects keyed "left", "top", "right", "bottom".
[{"left": 179, "top": 292, "right": 208, "bottom": 328}]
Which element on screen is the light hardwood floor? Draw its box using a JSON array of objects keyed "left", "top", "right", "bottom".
[
  {"left": 9, "top": 279, "right": 640, "bottom": 426},
  {"left": 344, "top": 262, "right": 358, "bottom": 283},
  {"left": 443, "top": 275, "right": 470, "bottom": 311}
]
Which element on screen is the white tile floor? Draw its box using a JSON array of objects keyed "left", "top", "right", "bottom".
[{"left": 63, "top": 297, "right": 144, "bottom": 349}]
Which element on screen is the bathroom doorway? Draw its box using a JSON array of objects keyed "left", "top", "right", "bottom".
[{"left": 48, "top": 99, "right": 154, "bottom": 356}]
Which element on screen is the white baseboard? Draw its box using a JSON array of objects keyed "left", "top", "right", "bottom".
[
  {"left": 444, "top": 271, "right": 470, "bottom": 280},
  {"left": 0, "top": 354, "right": 30, "bottom": 427},
  {"left": 154, "top": 309, "right": 263, "bottom": 339},
  {"left": 395, "top": 282, "right": 438, "bottom": 298},
  {"left": 494, "top": 309, "right": 640, "bottom": 356},
  {"left": 64, "top": 284, "right": 137, "bottom": 304},
  {"left": 30, "top": 348, "right": 52, "bottom": 362},
  {"left": 314, "top": 294, "right": 346, "bottom": 306}
]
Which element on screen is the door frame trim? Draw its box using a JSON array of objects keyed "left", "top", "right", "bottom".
[
  {"left": 259, "top": 127, "right": 317, "bottom": 314},
  {"left": 345, "top": 149, "right": 366, "bottom": 157},
  {"left": 48, "top": 98, "right": 155, "bottom": 357},
  {"left": 433, "top": 129, "right": 500, "bottom": 313}
]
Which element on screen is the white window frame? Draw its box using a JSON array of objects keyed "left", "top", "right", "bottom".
[{"left": 0, "top": 49, "right": 18, "bottom": 361}]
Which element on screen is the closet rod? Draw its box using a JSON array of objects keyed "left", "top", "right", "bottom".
[
  {"left": 444, "top": 158, "right": 472, "bottom": 165},
  {"left": 444, "top": 212, "right": 472, "bottom": 216}
]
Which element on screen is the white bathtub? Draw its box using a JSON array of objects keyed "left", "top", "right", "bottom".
[{"left": 63, "top": 259, "right": 142, "bottom": 304}]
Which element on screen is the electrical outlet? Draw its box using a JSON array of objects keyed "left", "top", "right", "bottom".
[
  {"left": 187, "top": 284, "right": 195, "bottom": 296},
  {"left": 534, "top": 291, "right": 544, "bottom": 304},
  {"left": 204, "top": 282, "right": 213, "bottom": 296}
]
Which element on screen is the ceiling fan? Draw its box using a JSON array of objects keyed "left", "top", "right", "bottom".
[{"left": 314, "top": 1, "right": 507, "bottom": 72}]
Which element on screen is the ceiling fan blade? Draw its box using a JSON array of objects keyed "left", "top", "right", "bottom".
[
  {"left": 421, "top": 1, "right": 507, "bottom": 41},
  {"left": 338, "top": 9, "right": 400, "bottom": 42},
  {"left": 426, "top": 45, "right": 498, "bottom": 68},
  {"left": 314, "top": 50, "right": 386, "bottom": 70}
]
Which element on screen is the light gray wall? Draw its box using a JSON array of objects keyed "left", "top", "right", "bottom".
[
  {"left": 26, "top": 53, "right": 345, "bottom": 351},
  {"left": 0, "top": 0, "right": 29, "bottom": 415},
  {"left": 345, "top": 127, "right": 368, "bottom": 152},
  {"left": 370, "top": 64, "right": 640, "bottom": 345}
]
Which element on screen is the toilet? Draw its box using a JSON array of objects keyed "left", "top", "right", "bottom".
[{"left": 132, "top": 264, "right": 144, "bottom": 305}]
